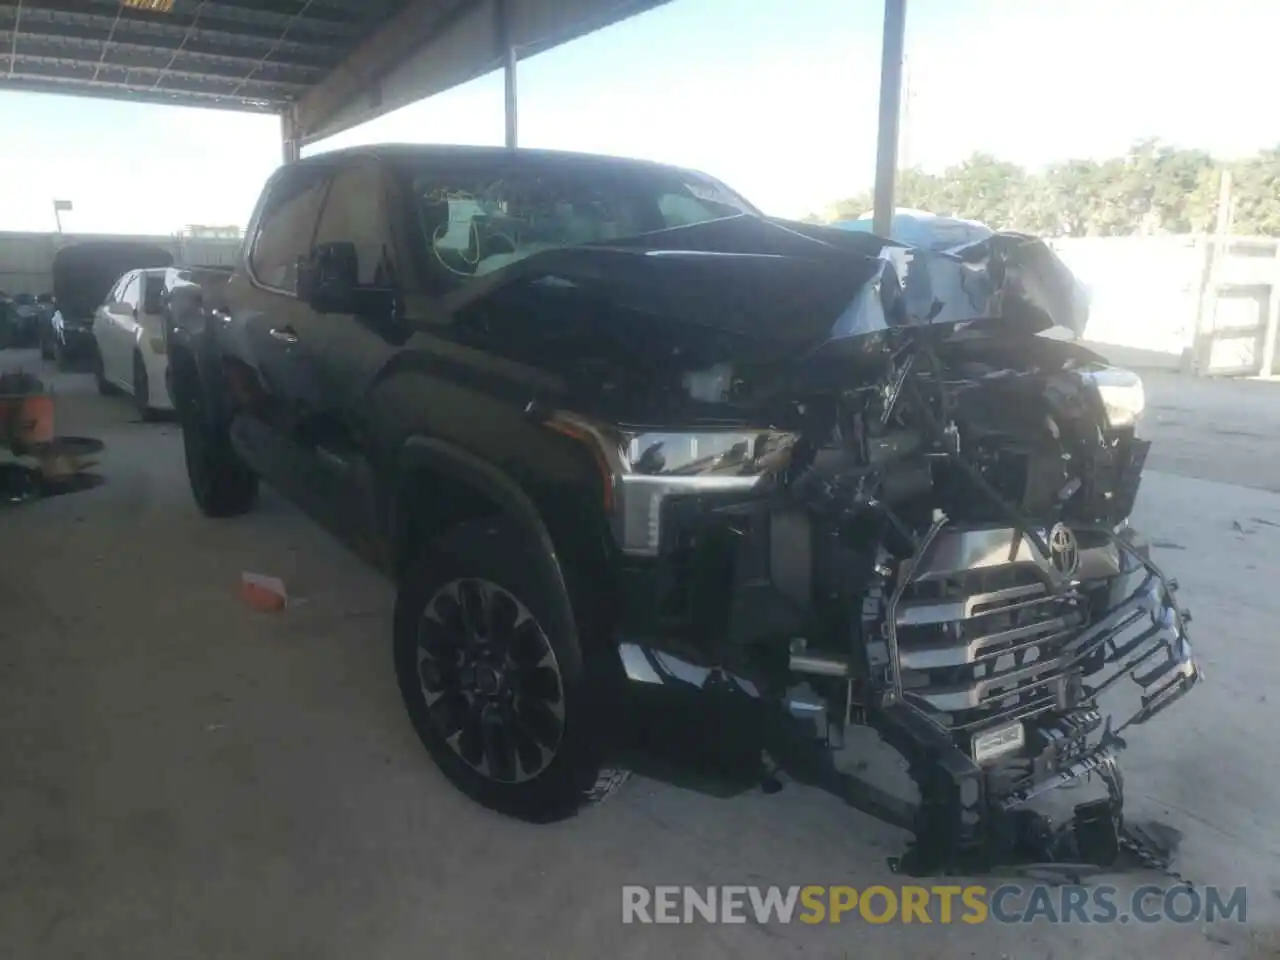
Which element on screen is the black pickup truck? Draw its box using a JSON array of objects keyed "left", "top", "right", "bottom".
[{"left": 168, "top": 144, "right": 1200, "bottom": 874}]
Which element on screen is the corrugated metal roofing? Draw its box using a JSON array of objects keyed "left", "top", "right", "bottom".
[{"left": 0, "top": 0, "right": 409, "bottom": 112}]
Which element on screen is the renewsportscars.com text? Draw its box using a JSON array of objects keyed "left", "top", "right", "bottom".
[{"left": 621, "top": 884, "right": 1247, "bottom": 925}]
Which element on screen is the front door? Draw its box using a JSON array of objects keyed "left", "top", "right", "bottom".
[
  {"left": 115, "top": 272, "right": 145, "bottom": 373},
  {"left": 293, "top": 159, "right": 406, "bottom": 551},
  {"left": 223, "top": 165, "right": 333, "bottom": 502},
  {"left": 98, "top": 271, "right": 139, "bottom": 381}
]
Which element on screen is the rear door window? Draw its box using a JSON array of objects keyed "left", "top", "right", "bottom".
[{"left": 250, "top": 169, "right": 330, "bottom": 293}]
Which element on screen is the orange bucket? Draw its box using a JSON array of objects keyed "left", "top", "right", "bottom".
[{"left": 0, "top": 393, "right": 55, "bottom": 447}]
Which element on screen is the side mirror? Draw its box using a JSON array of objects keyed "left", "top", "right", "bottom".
[{"left": 300, "top": 242, "right": 394, "bottom": 320}]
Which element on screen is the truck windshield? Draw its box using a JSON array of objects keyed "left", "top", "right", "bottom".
[{"left": 406, "top": 157, "right": 756, "bottom": 289}]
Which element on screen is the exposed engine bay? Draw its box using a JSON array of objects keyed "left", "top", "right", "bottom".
[{"left": 543, "top": 228, "right": 1203, "bottom": 877}]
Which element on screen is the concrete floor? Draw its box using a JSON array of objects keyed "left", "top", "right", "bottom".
[{"left": 2, "top": 348, "right": 1279, "bottom": 959}]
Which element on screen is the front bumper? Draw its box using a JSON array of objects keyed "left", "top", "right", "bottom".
[
  {"left": 57, "top": 325, "right": 96, "bottom": 355},
  {"left": 609, "top": 520, "right": 1201, "bottom": 876},
  {"left": 996, "top": 544, "right": 1200, "bottom": 805},
  {"left": 878, "top": 526, "right": 1201, "bottom": 874}
]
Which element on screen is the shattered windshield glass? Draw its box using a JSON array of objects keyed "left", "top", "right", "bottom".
[{"left": 407, "top": 157, "right": 755, "bottom": 289}]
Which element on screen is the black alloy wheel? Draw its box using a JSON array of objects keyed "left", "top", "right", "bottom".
[
  {"left": 417, "top": 577, "right": 565, "bottom": 784},
  {"left": 394, "top": 521, "right": 629, "bottom": 822}
]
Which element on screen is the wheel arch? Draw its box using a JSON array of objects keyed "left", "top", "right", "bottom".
[
  {"left": 392, "top": 435, "right": 585, "bottom": 652},
  {"left": 166, "top": 331, "right": 227, "bottom": 421},
  {"left": 166, "top": 344, "right": 202, "bottom": 412}
]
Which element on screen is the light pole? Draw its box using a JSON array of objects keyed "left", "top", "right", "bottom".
[
  {"left": 52, "top": 199, "right": 73, "bottom": 234},
  {"left": 871, "top": 0, "right": 908, "bottom": 238}
]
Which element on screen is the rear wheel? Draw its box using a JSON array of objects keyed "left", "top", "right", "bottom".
[
  {"left": 394, "top": 520, "right": 628, "bottom": 822},
  {"left": 175, "top": 364, "right": 257, "bottom": 517},
  {"left": 93, "top": 346, "right": 117, "bottom": 396}
]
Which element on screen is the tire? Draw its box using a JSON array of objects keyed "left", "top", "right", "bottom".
[
  {"left": 176, "top": 368, "right": 258, "bottom": 517},
  {"left": 133, "top": 351, "right": 158, "bottom": 421},
  {"left": 394, "top": 520, "right": 629, "bottom": 822}
]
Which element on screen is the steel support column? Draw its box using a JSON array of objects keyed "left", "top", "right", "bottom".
[
  {"left": 504, "top": 44, "right": 519, "bottom": 148},
  {"left": 497, "top": 0, "right": 518, "bottom": 148},
  {"left": 872, "top": 0, "right": 908, "bottom": 238},
  {"left": 281, "top": 110, "right": 301, "bottom": 164}
]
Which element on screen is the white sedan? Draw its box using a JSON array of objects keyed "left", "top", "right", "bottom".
[{"left": 91, "top": 267, "right": 175, "bottom": 420}]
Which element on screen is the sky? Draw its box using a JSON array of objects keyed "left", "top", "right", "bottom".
[{"left": 1, "top": 0, "right": 1277, "bottom": 234}]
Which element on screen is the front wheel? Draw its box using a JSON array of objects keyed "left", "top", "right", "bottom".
[
  {"left": 394, "top": 521, "right": 628, "bottom": 822},
  {"left": 176, "top": 370, "right": 257, "bottom": 517}
]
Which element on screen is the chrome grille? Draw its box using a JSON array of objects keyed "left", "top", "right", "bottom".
[{"left": 893, "top": 528, "right": 1088, "bottom": 732}]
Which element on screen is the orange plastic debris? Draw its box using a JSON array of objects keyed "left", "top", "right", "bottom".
[
  {"left": 240, "top": 572, "right": 287, "bottom": 613},
  {"left": 0, "top": 393, "right": 54, "bottom": 446}
]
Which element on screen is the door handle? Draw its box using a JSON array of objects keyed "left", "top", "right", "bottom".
[{"left": 269, "top": 326, "right": 299, "bottom": 344}]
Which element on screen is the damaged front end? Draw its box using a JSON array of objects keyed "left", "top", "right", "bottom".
[{"left": 520, "top": 221, "right": 1202, "bottom": 875}]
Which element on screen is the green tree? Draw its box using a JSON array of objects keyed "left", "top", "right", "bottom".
[
  {"left": 934, "top": 153, "right": 1028, "bottom": 228},
  {"left": 1228, "top": 147, "right": 1280, "bottom": 235},
  {"left": 820, "top": 139, "right": 1280, "bottom": 239}
]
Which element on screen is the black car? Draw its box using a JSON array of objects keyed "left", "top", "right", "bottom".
[
  {"left": 167, "top": 145, "right": 1200, "bottom": 874},
  {"left": 45, "top": 241, "right": 173, "bottom": 367},
  {"left": 7, "top": 293, "right": 41, "bottom": 347},
  {"left": 0, "top": 291, "right": 13, "bottom": 348}
]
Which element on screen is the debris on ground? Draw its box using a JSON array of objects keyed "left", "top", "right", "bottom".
[
  {"left": 1, "top": 372, "right": 105, "bottom": 506},
  {"left": 0, "top": 371, "right": 54, "bottom": 448},
  {"left": 240, "top": 572, "right": 289, "bottom": 612}
]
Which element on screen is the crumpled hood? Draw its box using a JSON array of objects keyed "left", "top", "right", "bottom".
[{"left": 448, "top": 214, "right": 1088, "bottom": 363}]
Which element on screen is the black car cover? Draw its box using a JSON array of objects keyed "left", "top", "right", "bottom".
[{"left": 52, "top": 241, "right": 174, "bottom": 321}]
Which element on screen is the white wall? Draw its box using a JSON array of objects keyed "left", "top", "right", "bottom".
[{"left": 1052, "top": 235, "right": 1280, "bottom": 373}]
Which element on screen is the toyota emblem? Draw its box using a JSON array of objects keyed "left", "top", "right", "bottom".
[{"left": 1048, "top": 522, "right": 1080, "bottom": 578}]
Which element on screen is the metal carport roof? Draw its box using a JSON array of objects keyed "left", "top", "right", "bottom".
[
  {"left": 0, "top": 0, "right": 909, "bottom": 227},
  {"left": 0, "top": 1, "right": 397, "bottom": 114},
  {"left": 0, "top": 0, "right": 670, "bottom": 146}
]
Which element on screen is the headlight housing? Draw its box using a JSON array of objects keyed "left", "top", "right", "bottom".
[
  {"left": 1083, "top": 366, "right": 1145, "bottom": 430},
  {"left": 615, "top": 430, "right": 796, "bottom": 556},
  {"left": 540, "top": 414, "right": 797, "bottom": 558}
]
